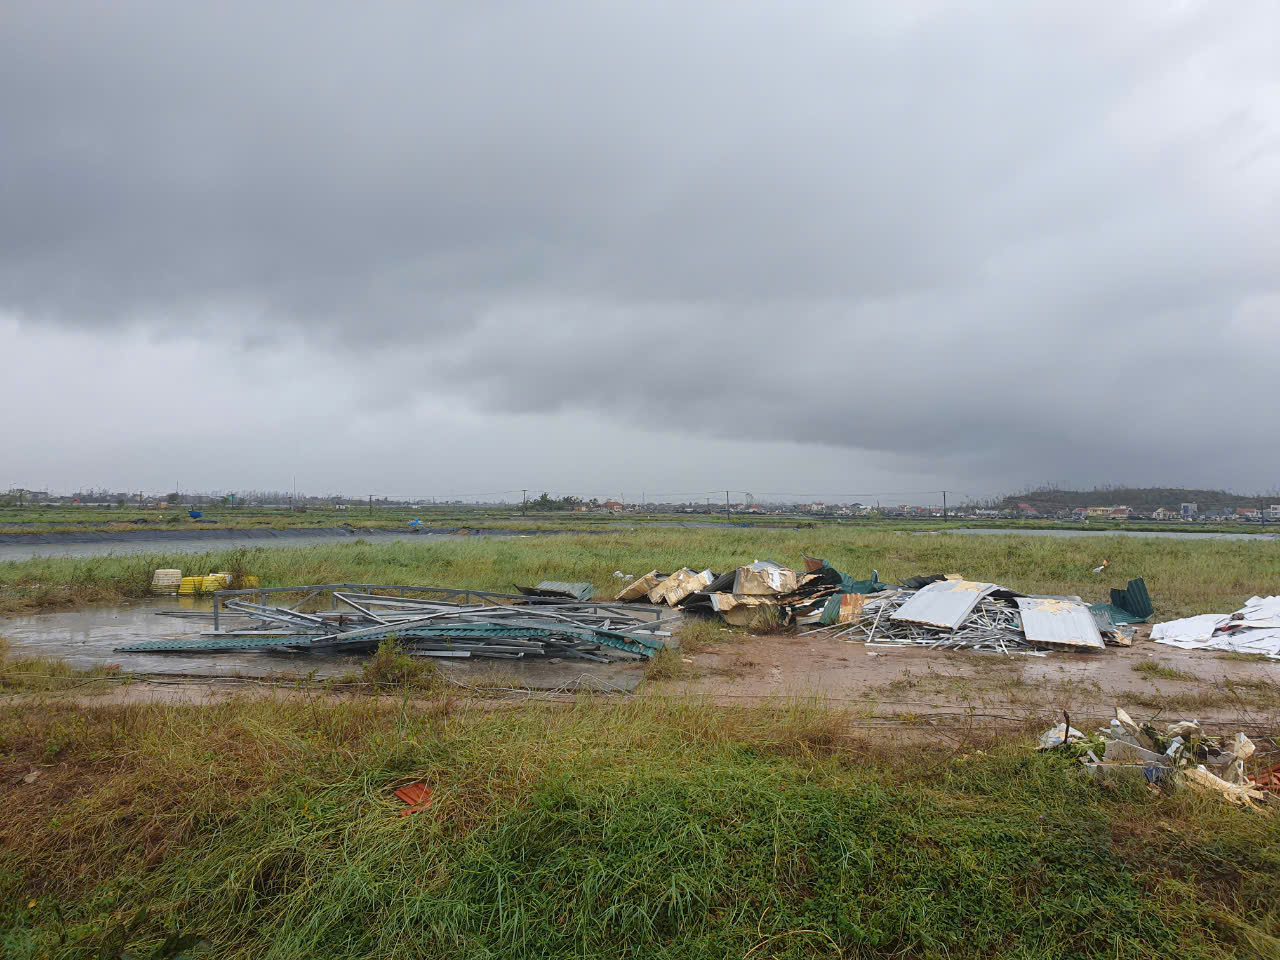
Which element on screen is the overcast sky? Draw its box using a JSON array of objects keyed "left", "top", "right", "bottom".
[{"left": 2, "top": 1, "right": 1277, "bottom": 503}]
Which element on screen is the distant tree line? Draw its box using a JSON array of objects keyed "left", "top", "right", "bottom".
[
  {"left": 525, "top": 492, "right": 585, "bottom": 511},
  {"left": 999, "top": 486, "right": 1278, "bottom": 510}
]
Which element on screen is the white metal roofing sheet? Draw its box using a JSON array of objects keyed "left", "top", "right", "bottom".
[
  {"left": 889, "top": 579, "right": 997, "bottom": 629},
  {"left": 1014, "top": 597, "right": 1106, "bottom": 650}
]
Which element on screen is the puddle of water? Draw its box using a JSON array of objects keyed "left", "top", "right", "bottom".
[{"left": 0, "top": 597, "right": 643, "bottom": 690}]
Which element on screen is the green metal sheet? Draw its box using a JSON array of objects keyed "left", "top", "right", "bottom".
[
  {"left": 1109, "top": 578, "right": 1153, "bottom": 620},
  {"left": 115, "top": 636, "right": 325, "bottom": 652}
]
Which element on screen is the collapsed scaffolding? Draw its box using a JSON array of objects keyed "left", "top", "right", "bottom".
[{"left": 119, "top": 583, "right": 674, "bottom": 662}]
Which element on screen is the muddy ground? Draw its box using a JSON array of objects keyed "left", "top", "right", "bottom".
[
  {"left": 655, "top": 627, "right": 1280, "bottom": 728},
  {"left": 8, "top": 628, "right": 1277, "bottom": 739}
]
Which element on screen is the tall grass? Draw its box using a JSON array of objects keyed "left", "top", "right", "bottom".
[
  {"left": 1, "top": 529, "right": 1277, "bottom": 617},
  {"left": 1, "top": 694, "right": 1277, "bottom": 958}
]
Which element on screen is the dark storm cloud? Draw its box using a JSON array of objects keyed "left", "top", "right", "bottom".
[{"left": 1, "top": 1, "right": 1278, "bottom": 493}]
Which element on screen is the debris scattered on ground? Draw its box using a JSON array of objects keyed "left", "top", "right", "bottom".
[
  {"left": 613, "top": 558, "right": 1145, "bottom": 655},
  {"left": 124, "top": 584, "right": 672, "bottom": 662},
  {"left": 1251, "top": 765, "right": 1280, "bottom": 795},
  {"left": 1038, "top": 722, "right": 1084, "bottom": 750},
  {"left": 1151, "top": 595, "right": 1280, "bottom": 659},
  {"left": 393, "top": 781, "right": 434, "bottom": 816},
  {"left": 1061, "top": 707, "right": 1272, "bottom": 807},
  {"left": 20, "top": 770, "right": 41, "bottom": 785}
]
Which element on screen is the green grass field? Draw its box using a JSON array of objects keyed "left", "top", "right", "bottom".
[
  {"left": 1, "top": 526, "right": 1277, "bottom": 619},
  {"left": 0, "top": 504, "right": 1264, "bottom": 535},
  {"left": 3, "top": 529, "right": 1280, "bottom": 957},
  {"left": 2, "top": 694, "right": 1279, "bottom": 959}
]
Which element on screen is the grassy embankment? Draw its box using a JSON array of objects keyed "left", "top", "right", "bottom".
[
  {"left": 1, "top": 527, "right": 1277, "bottom": 619},
  {"left": 1, "top": 693, "right": 1279, "bottom": 959},
  {"left": 0, "top": 504, "right": 1263, "bottom": 535}
]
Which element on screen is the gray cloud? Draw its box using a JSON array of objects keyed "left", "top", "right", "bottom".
[{"left": 2, "top": 1, "right": 1278, "bottom": 497}]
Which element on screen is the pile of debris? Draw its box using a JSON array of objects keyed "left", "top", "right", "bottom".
[
  {"left": 120, "top": 584, "right": 672, "bottom": 663},
  {"left": 1044, "top": 707, "right": 1274, "bottom": 807},
  {"left": 617, "top": 559, "right": 1144, "bottom": 655},
  {"left": 616, "top": 558, "right": 891, "bottom": 627},
  {"left": 1151, "top": 595, "right": 1280, "bottom": 660},
  {"left": 816, "top": 579, "right": 1141, "bottom": 654}
]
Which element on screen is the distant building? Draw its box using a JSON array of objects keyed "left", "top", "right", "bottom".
[
  {"left": 1086, "top": 506, "right": 1110, "bottom": 517},
  {"left": 1181, "top": 502, "right": 1197, "bottom": 519},
  {"left": 1267, "top": 505, "right": 1280, "bottom": 522},
  {"left": 1236, "top": 508, "right": 1261, "bottom": 520},
  {"left": 1152, "top": 507, "right": 1179, "bottom": 521},
  {"left": 601, "top": 500, "right": 624, "bottom": 513},
  {"left": 1109, "top": 506, "right": 1130, "bottom": 519}
]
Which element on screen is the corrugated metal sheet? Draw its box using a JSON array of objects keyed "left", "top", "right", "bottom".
[
  {"left": 517, "top": 581, "right": 595, "bottom": 602},
  {"left": 615, "top": 570, "right": 665, "bottom": 602},
  {"left": 664, "top": 569, "right": 714, "bottom": 606},
  {"left": 708, "top": 592, "right": 777, "bottom": 626},
  {"left": 1014, "top": 597, "right": 1106, "bottom": 649},
  {"left": 732, "top": 561, "right": 798, "bottom": 596},
  {"left": 649, "top": 568, "right": 697, "bottom": 604},
  {"left": 890, "top": 579, "right": 997, "bottom": 629}
]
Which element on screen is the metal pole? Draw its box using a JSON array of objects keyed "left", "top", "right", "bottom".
[
  {"left": 725, "top": 490, "right": 730, "bottom": 522},
  {"left": 942, "top": 490, "right": 947, "bottom": 520}
]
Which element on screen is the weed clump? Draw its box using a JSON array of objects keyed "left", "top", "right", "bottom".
[
  {"left": 644, "top": 647, "right": 690, "bottom": 682},
  {"left": 1133, "top": 659, "right": 1198, "bottom": 682},
  {"left": 675, "top": 617, "right": 726, "bottom": 653},
  {"left": 361, "top": 638, "right": 437, "bottom": 689}
]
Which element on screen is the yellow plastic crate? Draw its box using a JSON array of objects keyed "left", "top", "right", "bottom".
[
  {"left": 201, "top": 573, "right": 232, "bottom": 593},
  {"left": 177, "top": 576, "right": 203, "bottom": 596}
]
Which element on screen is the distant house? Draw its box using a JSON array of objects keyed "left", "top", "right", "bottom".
[
  {"left": 601, "top": 500, "right": 624, "bottom": 513},
  {"left": 1109, "top": 506, "right": 1130, "bottom": 519},
  {"left": 1236, "top": 508, "right": 1261, "bottom": 520},
  {"left": 1152, "top": 507, "right": 1179, "bottom": 521},
  {"left": 1085, "top": 506, "right": 1110, "bottom": 518},
  {"left": 1267, "top": 505, "right": 1280, "bottom": 522},
  {"left": 1181, "top": 503, "right": 1198, "bottom": 519}
]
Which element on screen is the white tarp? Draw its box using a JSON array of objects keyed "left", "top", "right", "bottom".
[
  {"left": 1152, "top": 596, "right": 1280, "bottom": 659},
  {"left": 1151, "top": 614, "right": 1228, "bottom": 644}
]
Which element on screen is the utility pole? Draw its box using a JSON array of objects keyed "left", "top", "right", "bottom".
[
  {"left": 726, "top": 490, "right": 731, "bottom": 522},
  {"left": 522, "top": 489, "right": 527, "bottom": 516},
  {"left": 942, "top": 490, "right": 947, "bottom": 520},
  {"left": 368, "top": 494, "right": 373, "bottom": 516}
]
